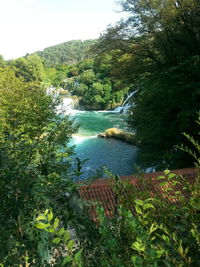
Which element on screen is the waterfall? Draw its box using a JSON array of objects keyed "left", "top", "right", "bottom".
[
  {"left": 56, "top": 97, "right": 74, "bottom": 114},
  {"left": 62, "top": 98, "right": 75, "bottom": 113},
  {"left": 113, "top": 90, "right": 138, "bottom": 114},
  {"left": 58, "top": 97, "right": 85, "bottom": 115}
]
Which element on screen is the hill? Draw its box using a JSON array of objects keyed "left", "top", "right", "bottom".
[{"left": 36, "top": 39, "right": 97, "bottom": 67}]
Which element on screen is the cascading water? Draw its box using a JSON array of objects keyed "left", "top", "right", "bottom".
[
  {"left": 55, "top": 96, "right": 138, "bottom": 178},
  {"left": 57, "top": 97, "right": 83, "bottom": 115},
  {"left": 114, "top": 90, "right": 138, "bottom": 114},
  {"left": 61, "top": 97, "right": 74, "bottom": 113}
]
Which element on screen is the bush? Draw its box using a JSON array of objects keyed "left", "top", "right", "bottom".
[{"left": 0, "top": 68, "right": 78, "bottom": 265}]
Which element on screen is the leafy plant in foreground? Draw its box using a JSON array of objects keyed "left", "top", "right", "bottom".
[{"left": 35, "top": 209, "right": 82, "bottom": 266}]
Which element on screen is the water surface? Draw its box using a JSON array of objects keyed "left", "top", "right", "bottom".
[{"left": 69, "top": 111, "right": 138, "bottom": 178}]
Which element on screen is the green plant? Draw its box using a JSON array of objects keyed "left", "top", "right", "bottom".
[
  {"left": 0, "top": 68, "right": 77, "bottom": 265},
  {"left": 78, "top": 165, "right": 200, "bottom": 266},
  {"left": 35, "top": 209, "right": 82, "bottom": 266},
  {"left": 178, "top": 113, "right": 200, "bottom": 167}
]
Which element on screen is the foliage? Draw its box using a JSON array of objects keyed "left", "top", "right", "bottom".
[
  {"left": 0, "top": 69, "right": 200, "bottom": 266},
  {"left": 0, "top": 68, "right": 78, "bottom": 265},
  {"left": 34, "top": 209, "right": 82, "bottom": 266},
  {"left": 94, "top": 0, "right": 200, "bottom": 169},
  {"left": 73, "top": 126, "right": 200, "bottom": 266},
  {"left": 44, "top": 128, "right": 197, "bottom": 267},
  {"left": 77, "top": 167, "right": 200, "bottom": 267},
  {"left": 36, "top": 40, "right": 97, "bottom": 67},
  {"left": 11, "top": 54, "right": 46, "bottom": 82},
  {"left": 178, "top": 113, "right": 200, "bottom": 167},
  {"left": 0, "top": 55, "right": 6, "bottom": 68},
  {"left": 44, "top": 65, "right": 71, "bottom": 88},
  {"left": 65, "top": 57, "right": 130, "bottom": 110},
  {"left": 1, "top": 1, "right": 200, "bottom": 265}
]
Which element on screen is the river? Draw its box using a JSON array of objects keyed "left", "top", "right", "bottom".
[{"left": 68, "top": 110, "right": 138, "bottom": 179}]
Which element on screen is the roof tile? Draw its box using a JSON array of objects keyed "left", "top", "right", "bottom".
[{"left": 79, "top": 168, "right": 198, "bottom": 220}]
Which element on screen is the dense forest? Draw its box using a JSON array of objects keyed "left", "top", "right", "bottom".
[
  {"left": 36, "top": 39, "right": 97, "bottom": 67},
  {"left": 0, "top": 0, "right": 200, "bottom": 266}
]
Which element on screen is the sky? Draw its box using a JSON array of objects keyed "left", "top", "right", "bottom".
[{"left": 0, "top": 0, "right": 125, "bottom": 60}]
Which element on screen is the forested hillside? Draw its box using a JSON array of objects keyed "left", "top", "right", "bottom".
[
  {"left": 36, "top": 39, "right": 97, "bottom": 67},
  {"left": 64, "top": 57, "right": 130, "bottom": 110}
]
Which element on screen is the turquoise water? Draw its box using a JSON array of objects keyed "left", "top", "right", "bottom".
[
  {"left": 71, "top": 111, "right": 131, "bottom": 136},
  {"left": 70, "top": 111, "right": 138, "bottom": 178}
]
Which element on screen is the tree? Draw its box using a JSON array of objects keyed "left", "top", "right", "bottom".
[
  {"left": 37, "top": 39, "right": 97, "bottom": 67},
  {"left": 0, "top": 55, "right": 5, "bottom": 68},
  {"left": 94, "top": 0, "right": 200, "bottom": 169},
  {"left": 12, "top": 54, "right": 45, "bottom": 82},
  {"left": 0, "top": 68, "right": 77, "bottom": 265}
]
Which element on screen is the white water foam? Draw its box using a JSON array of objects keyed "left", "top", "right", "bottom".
[
  {"left": 57, "top": 97, "right": 86, "bottom": 115},
  {"left": 96, "top": 110, "right": 114, "bottom": 113},
  {"left": 71, "top": 135, "right": 97, "bottom": 145},
  {"left": 113, "top": 90, "right": 138, "bottom": 114}
]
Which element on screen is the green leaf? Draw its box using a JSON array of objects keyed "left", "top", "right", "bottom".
[
  {"left": 131, "top": 255, "right": 143, "bottom": 266},
  {"left": 144, "top": 198, "right": 155, "bottom": 202},
  {"left": 74, "top": 249, "right": 83, "bottom": 262},
  {"left": 178, "top": 243, "right": 183, "bottom": 256},
  {"left": 58, "top": 227, "right": 65, "bottom": 235},
  {"left": 44, "top": 209, "right": 49, "bottom": 216},
  {"left": 63, "top": 231, "right": 71, "bottom": 242},
  {"left": 159, "top": 181, "right": 167, "bottom": 186},
  {"left": 36, "top": 215, "right": 46, "bottom": 221},
  {"left": 162, "top": 260, "right": 172, "bottom": 267},
  {"left": 35, "top": 223, "right": 50, "bottom": 229},
  {"left": 164, "top": 169, "right": 170, "bottom": 175},
  {"left": 156, "top": 250, "right": 164, "bottom": 258},
  {"left": 62, "top": 255, "right": 73, "bottom": 265},
  {"left": 165, "top": 187, "right": 173, "bottom": 192},
  {"left": 47, "top": 209, "right": 53, "bottom": 222},
  {"left": 132, "top": 241, "right": 145, "bottom": 252},
  {"left": 54, "top": 218, "right": 59, "bottom": 229},
  {"left": 168, "top": 173, "right": 176, "bottom": 180},
  {"left": 143, "top": 203, "right": 155, "bottom": 210},
  {"left": 161, "top": 234, "right": 169, "bottom": 243},
  {"left": 47, "top": 227, "right": 54, "bottom": 233},
  {"left": 135, "top": 204, "right": 143, "bottom": 214},
  {"left": 134, "top": 199, "right": 144, "bottom": 206},
  {"left": 53, "top": 237, "right": 61, "bottom": 244},
  {"left": 67, "top": 240, "right": 75, "bottom": 250},
  {"left": 172, "top": 181, "right": 180, "bottom": 186},
  {"left": 149, "top": 223, "right": 158, "bottom": 234}
]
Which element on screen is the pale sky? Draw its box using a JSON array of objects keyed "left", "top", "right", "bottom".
[{"left": 0, "top": 0, "right": 125, "bottom": 60}]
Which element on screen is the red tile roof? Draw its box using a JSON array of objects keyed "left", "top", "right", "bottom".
[{"left": 79, "top": 168, "right": 198, "bottom": 220}]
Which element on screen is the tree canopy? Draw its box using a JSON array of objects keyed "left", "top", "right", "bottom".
[
  {"left": 94, "top": 0, "right": 200, "bottom": 169},
  {"left": 36, "top": 39, "right": 97, "bottom": 67},
  {"left": 11, "top": 54, "right": 46, "bottom": 82}
]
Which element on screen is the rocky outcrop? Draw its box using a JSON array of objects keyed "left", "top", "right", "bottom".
[{"left": 98, "top": 128, "right": 136, "bottom": 145}]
